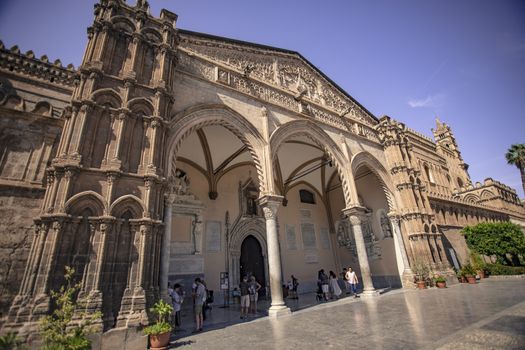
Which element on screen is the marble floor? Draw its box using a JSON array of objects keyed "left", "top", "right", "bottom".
[{"left": 169, "top": 278, "right": 525, "bottom": 349}]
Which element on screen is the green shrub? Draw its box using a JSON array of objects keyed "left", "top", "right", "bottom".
[
  {"left": 39, "top": 266, "right": 102, "bottom": 350},
  {"left": 460, "top": 264, "right": 476, "bottom": 276},
  {"left": 485, "top": 264, "right": 525, "bottom": 275},
  {"left": 0, "top": 332, "right": 25, "bottom": 350},
  {"left": 143, "top": 299, "right": 173, "bottom": 336},
  {"left": 433, "top": 276, "right": 447, "bottom": 283}
]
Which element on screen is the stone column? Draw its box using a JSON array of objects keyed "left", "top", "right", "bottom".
[
  {"left": 160, "top": 195, "right": 174, "bottom": 301},
  {"left": 343, "top": 207, "right": 378, "bottom": 296},
  {"left": 388, "top": 215, "right": 412, "bottom": 274},
  {"left": 258, "top": 195, "right": 291, "bottom": 317}
]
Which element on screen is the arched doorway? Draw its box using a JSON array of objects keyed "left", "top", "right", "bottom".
[{"left": 240, "top": 235, "right": 266, "bottom": 296}]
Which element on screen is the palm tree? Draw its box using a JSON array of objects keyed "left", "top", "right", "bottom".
[{"left": 505, "top": 144, "right": 525, "bottom": 197}]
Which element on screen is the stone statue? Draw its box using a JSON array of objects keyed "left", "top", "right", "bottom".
[
  {"left": 192, "top": 218, "right": 203, "bottom": 254},
  {"left": 170, "top": 169, "right": 190, "bottom": 195},
  {"left": 381, "top": 213, "right": 393, "bottom": 239}
]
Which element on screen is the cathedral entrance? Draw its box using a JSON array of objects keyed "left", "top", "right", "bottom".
[{"left": 240, "top": 235, "right": 266, "bottom": 297}]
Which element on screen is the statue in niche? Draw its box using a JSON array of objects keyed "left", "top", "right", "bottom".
[
  {"left": 380, "top": 212, "right": 393, "bottom": 239},
  {"left": 247, "top": 196, "right": 257, "bottom": 216},
  {"left": 170, "top": 169, "right": 190, "bottom": 195},
  {"left": 192, "top": 219, "right": 203, "bottom": 254}
]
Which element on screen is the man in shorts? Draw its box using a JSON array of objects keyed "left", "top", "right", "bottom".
[
  {"left": 239, "top": 275, "right": 250, "bottom": 319},
  {"left": 193, "top": 278, "right": 206, "bottom": 332}
]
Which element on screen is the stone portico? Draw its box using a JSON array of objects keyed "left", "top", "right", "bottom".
[{"left": 0, "top": 0, "right": 524, "bottom": 343}]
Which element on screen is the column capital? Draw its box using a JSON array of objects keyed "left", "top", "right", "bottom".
[
  {"left": 257, "top": 194, "right": 283, "bottom": 220},
  {"left": 342, "top": 206, "right": 367, "bottom": 223}
]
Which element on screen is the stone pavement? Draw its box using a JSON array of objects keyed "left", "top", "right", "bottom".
[{"left": 169, "top": 278, "right": 525, "bottom": 349}]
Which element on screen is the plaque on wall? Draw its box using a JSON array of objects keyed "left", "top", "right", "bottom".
[
  {"left": 320, "top": 227, "right": 330, "bottom": 250},
  {"left": 304, "top": 252, "right": 318, "bottom": 264},
  {"left": 205, "top": 221, "right": 221, "bottom": 252},
  {"left": 301, "top": 222, "right": 317, "bottom": 249},
  {"left": 285, "top": 225, "right": 298, "bottom": 250}
]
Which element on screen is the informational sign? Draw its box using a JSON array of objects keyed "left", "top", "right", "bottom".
[
  {"left": 286, "top": 225, "right": 298, "bottom": 250},
  {"left": 220, "top": 272, "right": 229, "bottom": 290},
  {"left": 301, "top": 222, "right": 317, "bottom": 249}
]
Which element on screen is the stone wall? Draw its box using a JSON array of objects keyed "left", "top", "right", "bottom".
[{"left": 0, "top": 186, "right": 43, "bottom": 319}]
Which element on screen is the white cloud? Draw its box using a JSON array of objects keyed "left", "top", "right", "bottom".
[
  {"left": 408, "top": 96, "right": 433, "bottom": 108},
  {"left": 407, "top": 94, "right": 445, "bottom": 108}
]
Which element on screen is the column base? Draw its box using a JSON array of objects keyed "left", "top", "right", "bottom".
[
  {"left": 268, "top": 305, "right": 291, "bottom": 318},
  {"left": 359, "top": 289, "right": 380, "bottom": 298}
]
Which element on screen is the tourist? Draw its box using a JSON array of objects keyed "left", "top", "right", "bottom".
[
  {"left": 291, "top": 275, "right": 299, "bottom": 299},
  {"left": 239, "top": 275, "right": 250, "bottom": 319},
  {"left": 329, "top": 270, "right": 342, "bottom": 299},
  {"left": 342, "top": 268, "right": 350, "bottom": 294},
  {"left": 345, "top": 267, "right": 360, "bottom": 298},
  {"left": 193, "top": 278, "right": 206, "bottom": 332},
  {"left": 249, "top": 275, "right": 262, "bottom": 315},
  {"left": 319, "top": 269, "right": 330, "bottom": 301},
  {"left": 170, "top": 283, "right": 183, "bottom": 328}
]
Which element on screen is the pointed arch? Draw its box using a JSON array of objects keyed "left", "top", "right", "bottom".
[
  {"left": 90, "top": 88, "right": 122, "bottom": 108},
  {"left": 110, "top": 195, "right": 145, "bottom": 218},
  {"left": 166, "top": 104, "right": 267, "bottom": 192},
  {"left": 270, "top": 119, "right": 353, "bottom": 207},
  {"left": 351, "top": 151, "right": 399, "bottom": 212},
  {"left": 127, "top": 97, "right": 154, "bottom": 116},
  {"left": 65, "top": 191, "right": 106, "bottom": 217}
]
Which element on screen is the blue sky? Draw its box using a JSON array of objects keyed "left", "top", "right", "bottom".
[{"left": 1, "top": 0, "right": 524, "bottom": 197}]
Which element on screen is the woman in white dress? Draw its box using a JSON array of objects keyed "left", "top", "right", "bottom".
[{"left": 329, "top": 270, "right": 342, "bottom": 299}]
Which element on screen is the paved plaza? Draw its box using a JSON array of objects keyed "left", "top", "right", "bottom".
[{"left": 169, "top": 278, "right": 525, "bottom": 349}]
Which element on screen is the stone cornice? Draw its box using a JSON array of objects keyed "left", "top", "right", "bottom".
[
  {"left": 0, "top": 41, "right": 77, "bottom": 87},
  {"left": 178, "top": 30, "right": 377, "bottom": 123},
  {"left": 176, "top": 49, "right": 380, "bottom": 144},
  {"left": 428, "top": 191, "right": 524, "bottom": 219}
]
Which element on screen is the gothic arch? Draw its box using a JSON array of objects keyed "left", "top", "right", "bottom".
[
  {"left": 111, "top": 16, "right": 136, "bottom": 33},
  {"left": 127, "top": 97, "right": 154, "bottom": 116},
  {"left": 351, "top": 151, "right": 400, "bottom": 212},
  {"left": 65, "top": 191, "right": 106, "bottom": 217},
  {"left": 229, "top": 218, "right": 267, "bottom": 254},
  {"left": 141, "top": 27, "right": 163, "bottom": 43},
  {"left": 166, "top": 104, "right": 267, "bottom": 192},
  {"left": 90, "top": 88, "right": 122, "bottom": 108},
  {"left": 110, "top": 195, "right": 145, "bottom": 218},
  {"left": 269, "top": 119, "right": 353, "bottom": 206}
]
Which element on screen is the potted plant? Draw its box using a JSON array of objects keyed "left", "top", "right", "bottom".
[
  {"left": 433, "top": 275, "right": 447, "bottom": 288},
  {"left": 144, "top": 299, "right": 173, "bottom": 350},
  {"left": 461, "top": 264, "right": 476, "bottom": 284},
  {"left": 412, "top": 259, "right": 430, "bottom": 289},
  {"left": 470, "top": 252, "right": 486, "bottom": 279},
  {"left": 456, "top": 270, "right": 466, "bottom": 283}
]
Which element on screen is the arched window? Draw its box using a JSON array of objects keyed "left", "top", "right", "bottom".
[
  {"left": 299, "top": 189, "right": 315, "bottom": 204},
  {"left": 457, "top": 177, "right": 464, "bottom": 188}
]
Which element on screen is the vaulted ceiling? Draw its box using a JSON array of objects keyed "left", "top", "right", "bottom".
[{"left": 176, "top": 126, "right": 340, "bottom": 199}]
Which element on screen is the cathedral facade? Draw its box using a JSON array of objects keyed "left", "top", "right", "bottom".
[{"left": 1, "top": 0, "right": 524, "bottom": 340}]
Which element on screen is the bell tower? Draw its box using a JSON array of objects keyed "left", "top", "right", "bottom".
[
  {"left": 432, "top": 118, "right": 471, "bottom": 191},
  {"left": 5, "top": 0, "right": 179, "bottom": 335}
]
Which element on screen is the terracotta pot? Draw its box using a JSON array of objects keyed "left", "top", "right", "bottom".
[
  {"left": 436, "top": 281, "right": 446, "bottom": 288},
  {"left": 416, "top": 281, "right": 426, "bottom": 289},
  {"left": 458, "top": 276, "right": 467, "bottom": 283},
  {"left": 466, "top": 275, "right": 476, "bottom": 284},
  {"left": 149, "top": 331, "right": 171, "bottom": 350},
  {"left": 477, "top": 270, "right": 485, "bottom": 279}
]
